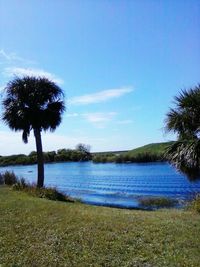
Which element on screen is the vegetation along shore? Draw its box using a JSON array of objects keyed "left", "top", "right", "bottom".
[{"left": 0, "top": 141, "right": 172, "bottom": 166}]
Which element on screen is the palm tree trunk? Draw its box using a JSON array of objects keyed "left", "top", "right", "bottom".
[{"left": 34, "top": 128, "right": 44, "bottom": 188}]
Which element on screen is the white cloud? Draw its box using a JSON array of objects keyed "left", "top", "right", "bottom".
[
  {"left": 4, "top": 67, "right": 64, "bottom": 85},
  {"left": 69, "top": 87, "right": 133, "bottom": 105},
  {"left": 0, "top": 49, "right": 22, "bottom": 61},
  {"left": 0, "top": 49, "right": 34, "bottom": 64},
  {"left": 82, "top": 112, "right": 117, "bottom": 128},
  {"left": 65, "top": 112, "right": 118, "bottom": 127},
  {"left": 66, "top": 113, "right": 79, "bottom": 117}
]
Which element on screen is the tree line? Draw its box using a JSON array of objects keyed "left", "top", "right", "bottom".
[{"left": 0, "top": 144, "right": 92, "bottom": 166}]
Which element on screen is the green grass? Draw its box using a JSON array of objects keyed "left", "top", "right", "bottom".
[
  {"left": 92, "top": 142, "right": 174, "bottom": 163},
  {"left": 0, "top": 186, "right": 200, "bottom": 267},
  {"left": 189, "top": 194, "right": 200, "bottom": 213},
  {"left": 125, "top": 142, "right": 174, "bottom": 158}
]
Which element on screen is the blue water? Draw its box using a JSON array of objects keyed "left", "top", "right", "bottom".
[{"left": 1, "top": 162, "right": 200, "bottom": 208}]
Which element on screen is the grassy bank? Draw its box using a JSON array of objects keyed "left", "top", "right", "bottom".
[
  {"left": 0, "top": 186, "right": 200, "bottom": 266},
  {"left": 93, "top": 142, "right": 174, "bottom": 163}
]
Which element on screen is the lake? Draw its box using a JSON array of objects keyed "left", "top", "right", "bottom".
[{"left": 1, "top": 162, "right": 200, "bottom": 208}]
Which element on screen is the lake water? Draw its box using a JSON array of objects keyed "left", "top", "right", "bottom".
[{"left": 1, "top": 162, "right": 200, "bottom": 208}]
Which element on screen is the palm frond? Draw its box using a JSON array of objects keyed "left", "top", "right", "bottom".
[
  {"left": 2, "top": 76, "right": 65, "bottom": 142},
  {"left": 165, "top": 140, "right": 200, "bottom": 181}
]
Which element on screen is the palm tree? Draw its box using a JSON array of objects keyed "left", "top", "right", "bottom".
[
  {"left": 2, "top": 76, "right": 65, "bottom": 187},
  {"left": 165, "top": 84, "right": 200, "bottom": 180}
]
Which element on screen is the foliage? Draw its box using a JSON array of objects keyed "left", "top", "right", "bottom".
[
  {"left": 0, "top": 144, "right": 92, "bottom": 167},
  {"left": 115, "top": 153, "right": 163, "bottom": 163},
  {"left": 189, "top": 194, "right": 200, "bottom": 213},
  {"left": 56, "top": 147, "right": 91, "bottom": 162},
  {"left": 138, "top": 197, "right": 177, "bottom": 209},
  {"left": 12, "top": 177, "right": 28, "bottom": 190},
  {"left": 126, "top": 142, "right": 174, "bottom": 158},
  {"left": 76, "top": 143, "right": 91, "bottom": 154},
  {"left": 0, "top": 187, "right": 200, "bottom": 266},
  {"left": 5, "top": 174, "right": 73, "bottom": 202},
  {"left": 93, "top": 154, "right": 116, "bottom": 163},
  {"left": 93, "top": 142, "right": 172, "bottom": 163},
  {"left": 13, "top": 183, "right": 73, "bottom": 202},
  {"left": 1, "top": 171, "right": 18, "bottom": 185},
  {"left": 165, "top": 85, "right": 200, "bottom": 180},
  {"left": 0, "top": 174, "right": 4, "bottom": 185},
  {"left": 0, "top": 142, "right": 170, "bottom": 166},
  {"left": 165, "top": 139, "right": 200, "bottom": 180},
  {"left": 2, "top": 76, "right": 65, "bottom": 142},
  {"left": 0, "top": 170, "right": 72, "bottom": 202},
  {"left": 0, "top": 154, "right": 35, "bottom": 166}
]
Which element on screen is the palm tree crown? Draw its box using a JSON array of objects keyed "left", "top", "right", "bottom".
[
  {"left": 2, "top": 76, "right": 65, "bottom": 187},
  {"left": 2, "top": 76, "right": 65, "bottom": 143},
  {"left": 165, "top": 84, "right": 200, "bottom": 180}
]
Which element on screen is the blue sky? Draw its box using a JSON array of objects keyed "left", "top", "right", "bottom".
[{"left": 0, "top": 0, "right": 200, "bottom": 155}]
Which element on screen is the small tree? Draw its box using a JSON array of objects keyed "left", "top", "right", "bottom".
[
  {"left": 76, "top": 143, "right": 91, "bottom": 161},
  {"left": 76, "top": 143, "right": 91, "bottom": 154},
  {"left": 2, "top": 76, "right": 65, "bottom": 187},
  {"left": 165, "top": 84, "right": 200, "bottom": 180}
]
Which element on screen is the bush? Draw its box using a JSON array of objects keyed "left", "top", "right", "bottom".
[
  {"left": 12, "top": 181, "right": 74, "bottom": 202},
  {"left": 190, "top": 195, "right": 200, "bottom": 213},
  {"left": 2, "top": 171, "right": 18, "bottom": 185},
  {"left": 0, "top": 171, "right": 73, "bottom": 203},
  {"left": 32, "top": 187, "right": 67, "bottom": 201},
  {"left": 0, "top": 173, "right": 4, "bottom": 185},
  {"left": 138, "top": 197, "right": 177, "bottom": 209},
  {"left": 12, "top": 177, "right": 28, "bottom": 190}
]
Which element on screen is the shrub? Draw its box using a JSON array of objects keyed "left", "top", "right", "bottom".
[
  {"left": 189, "top": 194, "right": 200, "bottom": 213},
  {"left": 0, "top": 173, "right": 4, "bottom": 184},
  {"left": 12, "top": 177, "right": 28, "bottom": 190},
  {"left": 34, "top": 187, "right": 68, "bottom": 201},
  {"left": 3, "top": 171, "right": 18, "bottom": 185},
  {"left": 12, "top": 181, "right": 74, "bottom": 203},
  {"left": 138, "top": 197, "right": 177, "bottom": 209},
  {"left": 1, "top": 170, "right": 74, "bottom": 203}
]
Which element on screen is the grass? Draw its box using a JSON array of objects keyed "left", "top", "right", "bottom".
[
  {"left": 125, "top": 142, "right": 174, "bottom": 158},
  {"left": 92, "top": 142, "right": 174, "bottom": 163},
  {"left": 12, "top": 178, "right": 74, "bottom": 202},
  {"left": 189, "top": 194, "right": 200, "bottom": 213},
  {"left": 0, "top": 171, "right": 73, "bottom": 203},
  {"left": 0, "top": 186, "right": 200, "bottom": 266}
]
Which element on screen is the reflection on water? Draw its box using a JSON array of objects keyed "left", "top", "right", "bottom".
[{"left": 1, "top": 162, "right": 200, "bottom": 208}]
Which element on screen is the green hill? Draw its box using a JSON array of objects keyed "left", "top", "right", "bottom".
[
  {"left": 92, "top": 142, "right": 175, "bottom": 163},
  {"left": 125, "top": 141, "right": 174, "bottom": 157}
]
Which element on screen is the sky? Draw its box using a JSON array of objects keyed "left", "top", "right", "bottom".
[{"left": 0, "top": 0, "right": 200, "bottom": 155}]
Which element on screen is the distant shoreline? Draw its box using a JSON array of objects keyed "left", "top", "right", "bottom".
[{"left": 0, "top": 142, "right": 172, "bottom": 167}]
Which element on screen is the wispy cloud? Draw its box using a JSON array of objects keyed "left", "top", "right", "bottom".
[
  {"left": 65, "top": 112, "right": 117, "bottom": 127},
  {"left": 0, "top": 50, "right": 64, "bottom": 86},
  {"left": 4, "top": 67, "right": 64, "bottom": 85},
  {"left": 0, "top": 49, "right": 34, "bottom": 64},
  {"left": 82, "top": 112, "right": 117, "bottom": 128},
  {"left": 66, "top": 113, "right": 79, "bottom": 117},
  {"left": 69, "top": 87, "right": 133, "bottom": 105}
]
